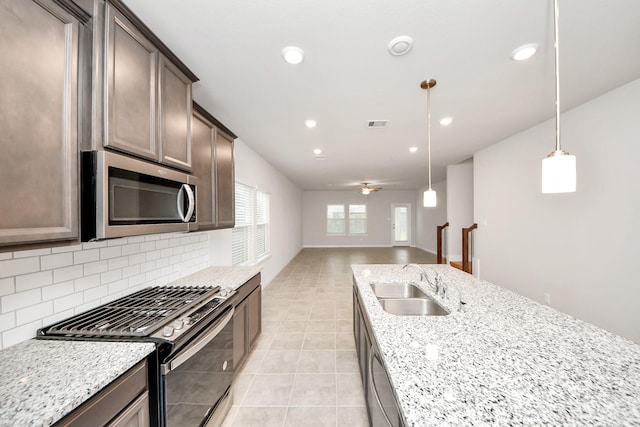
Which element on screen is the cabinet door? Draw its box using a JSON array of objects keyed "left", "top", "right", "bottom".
[
  {"left": 0, "top": 0, "right": 79, "bottom": 246},
  {"left": 158, "top": 55, "right": 192, "bottom": 171},
  {"left": 191, "top": 112, "right": 214, "bottom": 229},
  {"left": 214, "top": 130, "right": 235, "bottom": 228},
  {"left": 233, "top": 301, "right": 247, "bottom": 369},
  {"left": 247, "top": 287, "right": 262, "bottom": 349},
  {"left": 107, "top": 391, "right": 149, "bottom": 427},
  {"left": 104, "top": 5, "right": 157, "bottom": 161}
]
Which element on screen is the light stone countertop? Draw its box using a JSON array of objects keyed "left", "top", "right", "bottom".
[
  {"left": 0, "top": 339, "right": 155, "bottom": 427},
  {"left": 166, "top": 265, "right": 262, "bottom": 291},
  {"left": 351, "top": 264, "right": 640, "bottom": 426}
]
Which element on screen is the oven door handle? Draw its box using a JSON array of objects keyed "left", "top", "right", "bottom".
[{"left": 161, "top": 306, "right": 234, "bottom": 375}]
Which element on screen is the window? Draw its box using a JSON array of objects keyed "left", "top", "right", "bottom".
[
  {"left": 326, "top": 204, "right": 367, "bottom": 235},
  {"left": 232, "top": 182, "right": 270, "bottom": 266},
  {"left": 327, "top": 204, "right": 345, "bottom": 235},
  {"left": 348, "top": 204, "right": 367, "bottom": 234}
]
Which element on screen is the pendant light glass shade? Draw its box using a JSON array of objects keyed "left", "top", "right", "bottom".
[
  {"left": 423, "top": 189, "right": 437, "bottom": 207},
  {"left": 541, "top": 0, "right": 576, "bottom": 193},
  {"left": 421, "top": 79, "right": 437, "bottom": 207},
  {"left": 542, "top": 150, "right": 576, "bottom": 193}
]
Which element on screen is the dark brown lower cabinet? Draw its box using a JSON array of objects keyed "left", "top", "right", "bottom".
[
  {"left": 233, "top": 274, "right": 262, "bottom": 371},
  {"left": 55, "top": 360, "right": 149, "bottom": 427}
]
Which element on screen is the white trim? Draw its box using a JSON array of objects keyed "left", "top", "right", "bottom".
[
  {"left": 414, "top": 245, "right": 437, "bottom": 256},
  {"left": 303, "top": 244, "right": 391, "bottom": 248}
]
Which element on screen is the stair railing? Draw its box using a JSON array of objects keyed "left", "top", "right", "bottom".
[
  {"left": 462, "top": 223, "right": 478, "bottom": 274},
  {"left": 436, "top": 222, "right": 449, "bottom": 264}
]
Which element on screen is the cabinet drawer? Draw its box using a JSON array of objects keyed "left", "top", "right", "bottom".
[{"left": 55, "top": 360, "right": 148, "bottom": 427}]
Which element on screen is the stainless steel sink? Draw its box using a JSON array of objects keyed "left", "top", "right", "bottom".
[
  {"left": 369, "top": 282, "right": 450, "bottom": 316},
  {"left": 378, "top": 298, "right": 449, "bottom": 316},
  {"left": 370, "top": 282, "right": 428, "bottom": 299}
]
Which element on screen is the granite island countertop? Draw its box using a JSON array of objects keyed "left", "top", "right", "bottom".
[
  {"left": 0, "top": 339, "right": 155, "bottom": 426},
  {"left": 351, "top": 264, "right": 640, "bottom": 426}
]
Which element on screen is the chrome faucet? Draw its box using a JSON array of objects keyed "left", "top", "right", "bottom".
[
  {"left": 403, "top": 264, "right": 464, "bottom": 311},
  {"left": 402, "top": 263, "right": 437, "bottom": 293},
  {"left": 435, "top": 272, "right": 464, "bottom": 311}
]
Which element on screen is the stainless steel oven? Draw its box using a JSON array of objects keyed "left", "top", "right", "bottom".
[
  {"left": 38, "top": 285, "right": 236, "bottom": 427},
  {"left": 81, "top": 150, "right": 197, "bottom": 241},
  {"left": 162, "top": 305, "right": 234, "bottom": 427}
]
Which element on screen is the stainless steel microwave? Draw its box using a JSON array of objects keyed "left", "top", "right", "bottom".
[{"left": 81, "top": 151, "right": 197, "bottom": 241}]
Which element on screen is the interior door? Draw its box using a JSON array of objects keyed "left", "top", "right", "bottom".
[{"left": 391, "top": 204, "right": 410, "bottom": 246}]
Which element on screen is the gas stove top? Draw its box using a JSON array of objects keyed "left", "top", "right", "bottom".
[{"left": 40, "top": 285, "right": 223, "bottom": 338}]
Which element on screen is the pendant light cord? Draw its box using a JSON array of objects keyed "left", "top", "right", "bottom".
[
  {"left": 427, "top": 82, "right": 432, "bottom": 190},
  {"left": 554, "top": 0, "right": 561, "bottom": 152}
]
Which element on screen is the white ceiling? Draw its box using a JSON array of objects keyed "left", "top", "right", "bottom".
[{"left": 125, "top": 0, "right": 640, "bottom": 191}]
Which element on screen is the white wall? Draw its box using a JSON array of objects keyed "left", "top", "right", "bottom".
[
  {"left": 208, "top": 140, "right": 303, "bottom": 286},
  {"left": 415, "top": 180, "right": 447, "bottom": 255},
  {"left": 303, "top": 190, "right": 418, "bottom": 247},
  {"left": 0, "top": 232, "right": 210, "bottom": 350},
  {"left": 446, "top": 159, "right": 474, "bottom": 261},
  {"left": 474, "top": 78, "right": 640, "bottom": 343}
]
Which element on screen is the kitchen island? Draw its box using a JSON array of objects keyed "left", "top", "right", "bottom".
[{"left": 352, "top": 264, "right": 640, "bottom": 426}]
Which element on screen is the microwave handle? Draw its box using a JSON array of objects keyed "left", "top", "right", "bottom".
[{"left": 177, "top": 184, "right": 195, "bottom": 222}]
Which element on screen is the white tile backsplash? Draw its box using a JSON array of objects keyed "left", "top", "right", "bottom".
[
  {"left": 73, "top": 248, "right": 100, "bottom": 265},
  {"left": 0, "top": 278, "right": 15, "bottom": 297},
  {"left": 0, "top": 231, "right": 210, "bottom": 350},
  {"left": 40, "top": 252, "right": 73, "bottom": 271},
  {"left": 15, "top": 271, "right": 52, "bottom": 292},
  {"left": 0, "top": 257, "right": 40, "bottom": 279},
  {"left": 53, "top": 265, "right": 84, "bottom": 284},
  {"left": 16, "top": 301, "right": 53, "bottom": 325},
  {"left": 1, "top": 289, "right": 41, "bottom": 313}
]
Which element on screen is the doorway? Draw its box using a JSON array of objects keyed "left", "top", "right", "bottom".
[{"left": 391, "top": 203, "right": 411, "bottom": 246}]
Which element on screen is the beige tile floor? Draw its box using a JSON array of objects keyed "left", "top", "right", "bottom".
[{"left": 222, "top": 247, "right": 436, "bottom": 427}]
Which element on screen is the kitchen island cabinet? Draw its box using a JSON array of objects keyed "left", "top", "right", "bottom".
[
  {"left": 352, "top": 264, "right": 640, "bottom": 426},
  {"left": 0, "top": 0, "right": 89, "bottom": 248}
]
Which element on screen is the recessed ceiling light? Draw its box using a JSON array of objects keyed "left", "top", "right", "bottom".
[
  {"left": 409, "top": 146, "right": 418, "bottom": 153},
  {"left": 305, "top": 119, "right": 317, "bottom": 128},
  {"left": 313, "top": 148, "right": 322, "bottom": 155},
  {"left": 387, "top": 36, "right": 414, "bottom": 56},
  {"left": 282, "top": 46, "right": 304, "bottom": 64},
  {"left": 439, "top": 117, "right": 453, "bottom": 126},
  {"left": 510, "top": 43, "right": 538, "bottom": 61}
]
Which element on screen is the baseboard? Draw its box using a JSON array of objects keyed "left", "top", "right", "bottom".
[
  {"left": 302, "top": 245, "right": 392, "bottom": 248},
  {"left": 415, "top": 245, "right": 437, "bottom": 256}
]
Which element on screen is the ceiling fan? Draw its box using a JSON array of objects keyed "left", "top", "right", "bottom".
[{"left": 358, "top": 183, "right": 382, "bottom": 195}]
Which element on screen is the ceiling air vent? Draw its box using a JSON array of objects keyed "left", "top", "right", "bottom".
[{"left": 367, "top": 120, "right": 388, "bottom": 128}]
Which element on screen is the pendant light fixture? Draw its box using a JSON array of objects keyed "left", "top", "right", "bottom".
[
  {"left": 542, "top": 0, "right": 576, "bottom": 193},
  {"left": 421, "top": 79, "right": 437, "bottom": 207}
]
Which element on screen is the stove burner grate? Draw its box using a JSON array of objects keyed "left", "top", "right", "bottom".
[{"left": 44, "top": 285, "right": 219, "bottom": 337}]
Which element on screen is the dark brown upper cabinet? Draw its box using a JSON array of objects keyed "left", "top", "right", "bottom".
[
  {"left": 103, "top": 3, "right": 193, "bottom": 171},
  {"left": 192, "top": 103, "right": 236, "bottom": 230},
  {"left": 0, "top": 0, "right": 90, "bottom": 247},
  {"left": 214, "top": 129, "right": 235, "bottom": 228}
]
